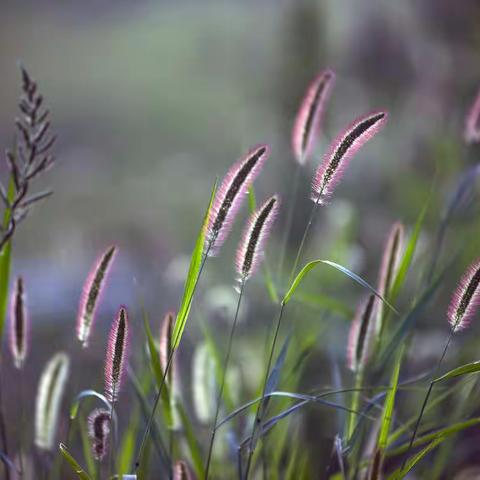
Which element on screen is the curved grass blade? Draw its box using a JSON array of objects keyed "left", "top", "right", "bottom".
[
  {"left": 433, "top": 360, "right": 480, "bottom": 384},
  {"left": 173, "top": 180, "right": 217, "bottom": 350},
  {"left": 378, "top": 345, "right": 404, "bottom": 450},
  {"left": 387, "top": 437, "right": 444, "bottom": 480},
  {"left": 70, "top": 390, "right": 111, "bottom": 420},
  {"left": 59, "top": 443, "right": 91, "bottom": 480},
  {"left": 283, "top": 259, "right": 398, "bottom": 314}
]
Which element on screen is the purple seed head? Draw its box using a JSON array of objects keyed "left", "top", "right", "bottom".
[
  {"left": 312, "top": 111, "right": 388, "bottom": 204},
  {"left": 87, "top": 408, "right": 111, "bottom": 461},
  {"left": 375, "top": 221, "right": 404, "bottom": 338},
  {"left": 207, "top": 144, "right": 269, "bottom": 256},
  {"left": 447, "top": 259, "right": 480, "bottom": 332},
  {"left": 77, "top": 245, "right": 117, "bottom": 348},
  {"left": 159, "top": 311, "right": 175, "bottom": 384},
  {"left": 105, "top": 306, "right": 129, "bottom": 403},
  {"left": 174, "top": 460, "right": 193, "bottom": 480},
  {"left": 347, "top": 294, "right": 376, "bottom": 372},
  {"left": 9, "top": 276, "right": 28, "bottom": 369},
  {"left": 235, "top": 195, "right": 280, "bottom": 281},
  {"left": 292, "top": 69, "right": 336, "bottom": 165},
  {"left": 464, "top": 87, "right": 480, "bottom": 144}
]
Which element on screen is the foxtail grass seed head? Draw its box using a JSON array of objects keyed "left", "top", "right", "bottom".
[
  {"left": 105, "top": 306, "right": 129, "bottom": 403},
  {"left": 347, "top": 295, "right": 376, "bottom": 372},
  {"left": 375, "top": 221, "right": 404, "bottom": 337},
  {"left": 159, "top": 311, "right": 175, "bottom": 381},
  {"left": 77, "top": 245, "right": 117, "bottom": 348},
  {"left": 292, "top": 69, "right": 336, "bottom": 165},
  {"left": 207, "top": 144, "right": 269, "bottom": 255},
  {"left": 34, "top": 352, "right": 70, "bottom": 450},
  {"left": 87, "top": 408, "right": 111, "bottom": 461},
  {"left": 192, "top": 342, "right": 216, "bottom": 423},
  {"left": 9, "top": 276, "right": 28, "bottom": 369},
  {"left": 236, "top": 195, "right": 280, "bottom": 281},
  {"left": 448, "top": 259, "right": 480, "bottom": 332},
  {"left": 464, "top": 87, "right": 480, "bottom": 144},
  {"left": 174, "top": 460, "right": 193, "bottom": 480},
  {"left": 312, "top": 111, "right": 387, "bottom": 204}
]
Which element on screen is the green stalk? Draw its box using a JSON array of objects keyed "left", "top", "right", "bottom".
[{"left": 346, "top": 369, "right": 364, "bottom": 441}]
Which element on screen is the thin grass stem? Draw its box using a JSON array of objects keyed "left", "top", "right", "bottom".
[
  {"left": 204, "top": 278, "right": 246, "bottom": 479},
  {"left": 346, "top": 369, "right": 364, "bottom": 441},
  {"left": 400, "top": 330, "right": 454, "bottom": 472}
]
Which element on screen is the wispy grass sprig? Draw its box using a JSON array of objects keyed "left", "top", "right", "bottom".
[
  {"left": 402, "top": 258, "right": 480, "bottom": 472},
  {"left": 205, "top": 195, "right": 280, "bottom": 479},
  {"left": 311, "top": 111, "right": 388, "bottom": 204},
  {"left": 0, "top": 66, "right": 57, "bottom": 252},
  {"left": 105, "top": 306, "right": 129, "bottom": 404},
  {"left": 375, "top": 222, "right": 404, "bottom": 341},
  {"left": 207, "top": 144, "right": 269, "bottom": 255},
  {"left": 9, "top": 276, "right": 28, "bottom": 369},
  {"left": 34, "top": 352, "right": 70, "bottom": 451},
  {"left": 87, "top": 408, "right": 111, "bottom": 461},
  {"left": 464, "top": 86, "right": 480, "bottom": 144},
  {"left": 292, "top": 69, "right": 336, "bottom": 165},
  {"left": 77, "top": 245, "right": 117, "bottom": 348}
]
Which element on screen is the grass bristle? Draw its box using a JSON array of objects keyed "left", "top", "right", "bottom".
[{"left": 87, "top": 408, "right": 111, "bottom": 461}]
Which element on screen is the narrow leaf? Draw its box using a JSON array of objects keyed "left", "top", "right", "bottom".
[
  {"left": 59, "top": 443, "right": 91, "bottom": 480},
  {"left": 434, "top": 360, "right": 480, "bottom": 383}
]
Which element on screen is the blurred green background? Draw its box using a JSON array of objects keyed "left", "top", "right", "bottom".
[{"left": 1, "top": 0, "right": 480, "bottom": 476}]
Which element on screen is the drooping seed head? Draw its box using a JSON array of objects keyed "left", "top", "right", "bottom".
[
  {"left": 9, "top": 276, "right": 29, "bottom": 369},
  {"left": 447, "top": 259, "right": 480, "bottom": 332},
  {"left": 464, "top": 87, "right": 480, "bottom": 144},
  {"left": 347, "top": 294, "right": 376, "bottom": 372},
  {"left": 292, "top": 69, "right": 336, "bottom": 165},
  {"left": 374, "top": 222, "right": 404, "bottom": 338},
  {"left": 312, "top": 111, "right": 387, "bottom": 204},
  {"left": 105, "top": 306, "right": 129, "bottom": 403},
  {"left": 87, "top": 408, "right": 111, "bottom": 461},
  {"left": 174, "top": 460, "right": 193, "bottom": 480},
  {"left": 77, "top": 245, "right": 117, "bottom": 348},
  {"left": 34, "top": 352, "right": 70, "bottom": 450},
  {"left": 159, "top": 311, "right": 175, "bottom": 384},
  {"left": 235, "top": 195, "right": 280, "bottom": 281},
  {"left": 207, "top": 144, "right": 269, "bottom": 255}
]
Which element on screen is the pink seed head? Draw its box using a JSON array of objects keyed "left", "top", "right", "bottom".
[
  {"left": 174, "top": 460, "right": 193, "bottom": 480},
  {"left": 77, "top": 245, "right": 117, "bottom": 348},
  {"left": 312, "top": 110, "right": 388, "bottom": 204},
  {"left": 159, "top": 311, "right": 176, "bottom": 384},
  {"left": 235, "top": 195, "right": 280, "bottom": 281},
  {"left": 87, "top": 408, "right": 111, "bottom": 461},
  {"left": 464, "top": 87, "right": 480, "bottom": 144},
  {"left": 292, "top": 69, "right": 336, "bottom": 165},
  {"left": 105, "top": 306, "right": 129, "bottom": 403},
  {"left": 207, "top": 144, "right": 269, "bottom": 256},
  {"left": 447, "top": 258, "right": 480, "bottom": 332},
  {"left": 347, "top": 294, "right": 376, "bottom": 372},
  {"left": 375, "top": 221, "right": 404, "bottom": 338},
  {"left": 9, "top": 276, "right": 29, "bottom": 369}
]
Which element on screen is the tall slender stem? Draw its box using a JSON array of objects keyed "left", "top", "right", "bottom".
[
  {"left": 244, "top": 302, "right": 286, "bottom": 479},
  {"left": 277, "top": 164, "right": 301, "bottom": 283},
  {"left": 204, "top": 279, "right": 246, "bottom": 479},
  {"left": 346, "top": 369, "right": 364, "bottom": 441},
  {"left": 135, "top": 242, "right": 212, "bottom": 472},
  {"left": 108, "top": 385, "right": 117, "bottom": 478},
  {"left": 400, "top": 330, "right": 454, "bottom": 472}
]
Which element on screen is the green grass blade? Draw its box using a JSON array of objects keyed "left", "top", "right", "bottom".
[
  {"left": 283, "top": 260, "right": 398, "bottom": 314},
  {"left": 378, "top": 345, "right": 404, "bottom": 449},
  {"left": 0, "top": 179, "right": 15, "bottom": 344},
  {"left": 173, "top": 180, "right": 216, "bottom": 350},
  {"left": 117, "top": 407, "right": 140, "bottom": 476},
  {"left": 433, "top": 360, "right": 480, "bottom": 383},
  {"left": 59, "top": 443, "right": 91, "bottom": 480},
  {"left": 387, "top": 437, "right": 444, "bottom": 480}
]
